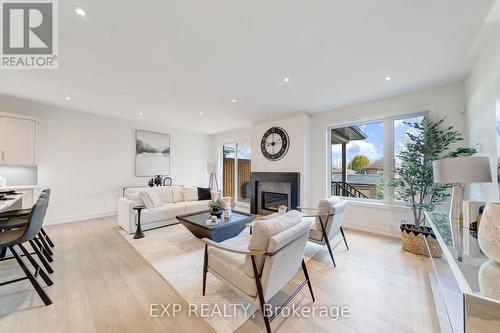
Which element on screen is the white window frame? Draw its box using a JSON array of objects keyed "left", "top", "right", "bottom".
[
  {"left": 220, "top": 140, "right": 252, "bottom": 207},
  {"left": 326, "top": 111, "right": 428, "bottom": 205}
]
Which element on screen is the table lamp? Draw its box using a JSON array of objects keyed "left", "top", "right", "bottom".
[{"left": 432, "top": 156, "right": 492, "bottom": 220}]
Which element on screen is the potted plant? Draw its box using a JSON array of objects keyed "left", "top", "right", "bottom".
[
  {"left": 389, "top": 118, "right": 476, "bottom": 257},
  {"left": 208, "top": 199, "right": 225, "bottom": 218}
]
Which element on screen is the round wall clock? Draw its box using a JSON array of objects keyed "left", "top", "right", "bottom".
[{"left": 260, "top": 126, "right": 290, "bottom": 161}]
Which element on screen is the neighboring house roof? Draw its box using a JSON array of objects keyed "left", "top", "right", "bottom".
[{"left": 362, "top": 160, "right": 383, "bottom": 171}]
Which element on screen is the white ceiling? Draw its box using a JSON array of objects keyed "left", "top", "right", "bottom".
[{"left": 0, "top": 0, "right": 495, "bottom": 134}]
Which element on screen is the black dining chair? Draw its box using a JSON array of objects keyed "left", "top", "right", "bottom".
[
  {"left": 0, "top": 189, "right": 55, "bottom": 249},
  {"left": 0, "top": 196, "right": 53, "bottom": 305},
  {"left": 0, "top": 190, "right": 54, "bottom": 267}
]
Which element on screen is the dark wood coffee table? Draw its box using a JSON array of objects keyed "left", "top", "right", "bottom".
[{"left": 176, "top": 210, "right": 256, "bottom": 242}]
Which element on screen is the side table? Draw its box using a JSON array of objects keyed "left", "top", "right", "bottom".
[{"left": 133, "top": 205, "right": 145, "bottom": 239}]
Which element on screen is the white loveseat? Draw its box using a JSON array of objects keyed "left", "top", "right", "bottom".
[{"left": 118, "top": 186, "right": 221, "bottom": 233}]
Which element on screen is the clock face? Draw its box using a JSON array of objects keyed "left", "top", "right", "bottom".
[{"left": 261, "top": 127, "right": 290, "bottom": 161}]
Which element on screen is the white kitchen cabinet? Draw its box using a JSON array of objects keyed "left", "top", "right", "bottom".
[{"left": 0, "top": 116, "right": 36, "bottom": 166}]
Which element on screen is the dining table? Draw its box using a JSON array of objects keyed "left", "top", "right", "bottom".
[{"left": 0, "top": 193, "right": 23, "bottom": 213}]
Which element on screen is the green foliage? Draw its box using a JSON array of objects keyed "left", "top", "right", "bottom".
[
  {"left": 389, "top": 118, "right": 476, "bottom": 227},
  {"left": 374, "top": 174, "right": 385, "bottom": 200},
  {"left": 348, "top": 155, "right": 370, "bottom": 171},
  {"left": 208, "top": 199, "right": 224, "bottom": 210}
]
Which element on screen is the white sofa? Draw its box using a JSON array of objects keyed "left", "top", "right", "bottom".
[{"left": 118, "top": 186, "right": 221, "bottom": 233}]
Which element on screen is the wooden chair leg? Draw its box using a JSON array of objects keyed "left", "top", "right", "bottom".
[
  {"left": 9, "top": 245, "right": 52, "bottom": 306},
  {"left": 18, "top": 243, "right": 53, "bottom": 286},
  {"left": 29, "top": 240, "right": 53, "bottom": 274},
  {"left": 340, "top": 226, "right": 349, "bottom": 250},
  {"left": 41, "top": 228, "right": 55, "bottom": 247},
  {"left": 202, "top": 244, "right": 208, "bottom": 296},
  {"left": 302, "top": 260, "right": 315, "bottom": 302}
]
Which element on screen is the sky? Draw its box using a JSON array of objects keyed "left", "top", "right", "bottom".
[{"left": 332, "top": 115, "right": 423, "bottom": 169}]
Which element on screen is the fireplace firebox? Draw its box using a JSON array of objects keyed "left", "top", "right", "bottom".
[
  {"left": 250, "top": 172, "right": 300, "bottom": 215},
  {"left": 261, "top": 192, "right": 288, "bottom": 212}
]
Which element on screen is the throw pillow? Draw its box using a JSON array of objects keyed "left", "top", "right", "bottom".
[
  {"left": 156, "top": 186, "right": 173, "bottom": 203},
  {"left": 140, "top": 189, "right": 162, "bottom": 209},
  {"left": 197, "top": 187, "right": 211, "bottom": 201},
  {"left": 172, "top": 186, "right": 184, "bottom": 202},
  {"left": 183, "top": 186, "right": 198, "bottom": 202},
  {"left": 125, "top": 193, "right": 143, "bottom": 206},
  {"left": 244, "top": 210, "right": 303, "bottom": 277}
]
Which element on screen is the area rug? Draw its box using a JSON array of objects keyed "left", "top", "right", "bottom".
[{"left": 119, "top": 223, "right": 322, "bottom": 333}]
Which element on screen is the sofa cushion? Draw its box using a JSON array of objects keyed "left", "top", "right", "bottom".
[
  {"left": 172, "top": 186, "right": 184, "bottom": 202},
  {"left": 155, "top": 186, "right": 173, "bottom": 204},
  {"left": 244, "top": 210, "right": 302, "bottom": 276},
  {"left": 124, "top": 192, "right": 143, "bottom": 206},
  {"left": 197, "top": 187, "right": 211, "bottom": 201},
  {"left": 140, "top": 202, "right": 186, "bottom": 224},
  {"left": 140, "top": 189, "right": 162, "bottom": 209},
  {"left": 183, "top": 186, "right": 198, "bottom": 202},
  {"left": 185, "top": 200, "right": 210, "bottom": 214}
]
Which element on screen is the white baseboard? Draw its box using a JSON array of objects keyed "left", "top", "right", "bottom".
[
  {"left": 344, "top": 221, "right": 400, "bottom": 238},
  {"left": 44, "top": 211, "right": 117, "bottom": 225}
]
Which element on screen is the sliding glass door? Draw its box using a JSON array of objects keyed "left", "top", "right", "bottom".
[{"left": 223, "top": 140, "right": 251, "bottom": 205}]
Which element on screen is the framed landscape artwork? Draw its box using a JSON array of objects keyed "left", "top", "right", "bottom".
[{"left": 135, "top": 130, "right": 171, "bottom": 176}]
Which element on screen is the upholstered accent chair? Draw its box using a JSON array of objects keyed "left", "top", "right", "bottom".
[
  {"left": 299, "top": 196, "right": 349, "bottom": 267},
  {"left": 201, "top": 210, "right": 314, "bottom": 333}
]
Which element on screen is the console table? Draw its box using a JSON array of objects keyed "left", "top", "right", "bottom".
[{"left": 424, "top": 211, "right": 500, "bottom": 333}]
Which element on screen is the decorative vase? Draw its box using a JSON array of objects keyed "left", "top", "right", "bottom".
[
  {"left": 210, "top": 208, "right": 223, "bottom": 218},
  {"left": 478, "top": 260, "right": 500, "bottom": 301},
  {"left": 148, "top": 178, "right": 155, "bottom": 187},
  {"left": 478, "top": 203, "right": 500, "bottom": 263},
  {"left": 154, "top": 175, "right": 163, "bottom": 186}
]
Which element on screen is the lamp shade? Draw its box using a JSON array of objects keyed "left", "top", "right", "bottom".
[
  {"left": 432, "top": 156, "right": 492, "bottom": 183},
  {"left": 207, "top": 160, "right": 217, "bottom": 173}
]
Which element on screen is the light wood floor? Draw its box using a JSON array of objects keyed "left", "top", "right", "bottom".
[{"left": 0, "top": 216, "right": 440, "bottom": 333}]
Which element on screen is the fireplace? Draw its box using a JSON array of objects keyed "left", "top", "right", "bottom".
[
  {"left": 261, "top": 191, "right": 288, "bottom": 212},
  {"left": 250, "top": 172, "right": 300, "bottom": 215}
]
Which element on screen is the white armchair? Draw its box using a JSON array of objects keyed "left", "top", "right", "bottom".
[
  {"left": 299, "top": 196, "right": 349, "bottom": 267},
  {"left": 201, "top": 210, "right": 314, "bottom": 333}
]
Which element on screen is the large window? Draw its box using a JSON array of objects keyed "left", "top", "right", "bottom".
[
  {"left": 329, "top": 113, "right": 426, "bottom": 203},
  {"left": 331, "top": 121, "right": 385, "bottom": 200}
]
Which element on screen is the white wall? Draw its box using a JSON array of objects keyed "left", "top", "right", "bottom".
[
  {"left": 1, "top": 94, "right": 212, "bottom": 224},
  {"left": 251, "top": 113, "right": 311, "bottom": 202},
  {"left": 465, "top": 24, "right": 500, "bottom": 202}
]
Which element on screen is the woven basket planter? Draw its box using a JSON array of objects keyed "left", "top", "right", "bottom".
[{"left": 400, "top": 224, "right": 442, "bottom": 258}]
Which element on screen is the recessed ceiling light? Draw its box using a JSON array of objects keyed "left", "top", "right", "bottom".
[
  {"left": 65, "top": 96, "right": 71, "bottom": 101},
  {"left": 199, "top": 112, "right": 204, "bottom": 116},
  {"left": 385, "top": 76, "right": 392, "bottom": 81},
  {"left": 138, "top": 112, "right": 143, "bottom": 116},
  {"left": 231, "top": 99, "right": 237, "bottom": 103},
  {"left": 74, "top": 7, "right": 87, "bottom": 16},
  {"left": 283, "top": 77, "right": 290, "bottom": 83}
]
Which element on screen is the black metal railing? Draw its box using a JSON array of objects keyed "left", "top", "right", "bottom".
[{"left": 331, "top": 181, "right": 369, "bottom": 199}]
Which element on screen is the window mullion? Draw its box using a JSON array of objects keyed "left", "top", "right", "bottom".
[{"left": 383, "top": 118, "right": 394, "bottom": 203}]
